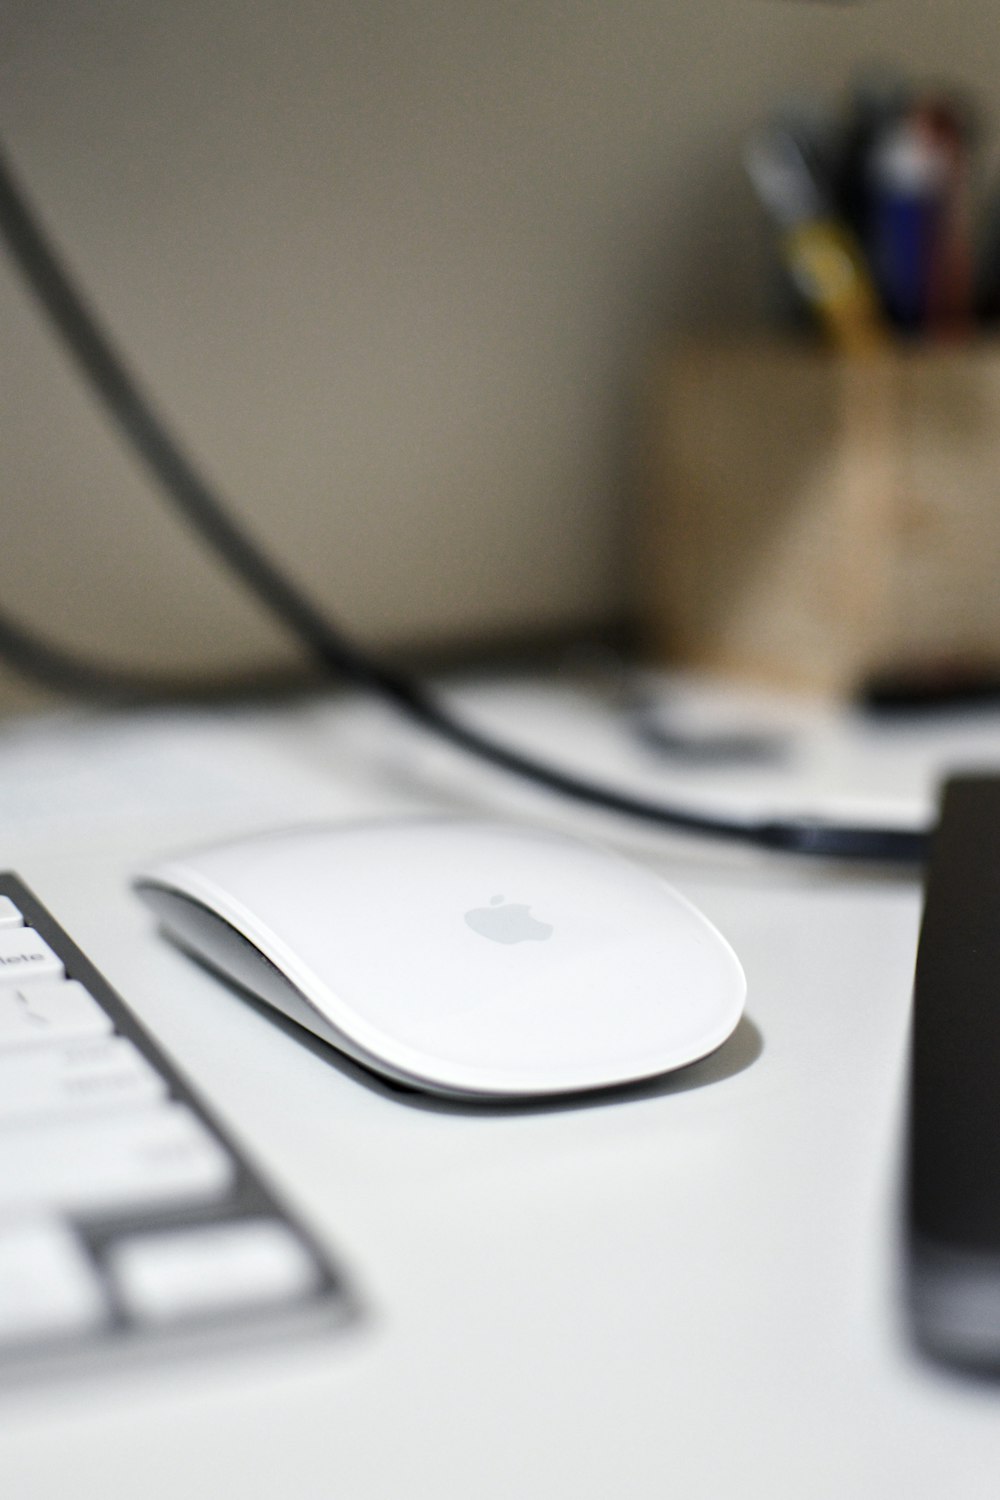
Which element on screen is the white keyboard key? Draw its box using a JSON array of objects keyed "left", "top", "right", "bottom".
[
  {"left": 0, "top": 980, "right": 113, "bottom": 1051},
  {"left": 109, "top": 1220, "right": 320, "bottom": 1325},
  {"left": 0, "top": 1217, "right": 106, "bottom": 1347},
  {"left": 0, "top": 928, "right": 64, "bottom": 986},
  {"left": 0, "top": 1038, "right": 166, "bottom": 1125},
  {"left": 0, "top": 897, "right": 23, "bottom": 929},
  {"left": 0, "top": 1104, "right": 235, "bottom": 1216}
]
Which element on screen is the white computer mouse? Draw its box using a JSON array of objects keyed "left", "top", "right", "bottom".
[{"left": 134, "top": 818, "right": 746, "bottom": 1101}]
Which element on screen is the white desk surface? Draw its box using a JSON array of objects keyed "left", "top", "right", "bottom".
[{"left": 1, "top": 671, "right": 999, "bottom": 1500}]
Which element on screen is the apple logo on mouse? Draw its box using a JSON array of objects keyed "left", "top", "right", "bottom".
[{"left": 464, "top": 894, "right": 554, "bottom": 945}]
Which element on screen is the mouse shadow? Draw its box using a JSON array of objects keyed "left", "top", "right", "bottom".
[{"left": 208, "top": 956, "right": 763, "bottom": 1116}]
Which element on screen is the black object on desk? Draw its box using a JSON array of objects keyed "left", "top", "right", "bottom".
[{"left": 907, "top": 775, "right": 1000, "bottom": 1370}]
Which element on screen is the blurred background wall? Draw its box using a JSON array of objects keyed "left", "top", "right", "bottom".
[{"left": 1, "top": 0, "right": 999, "bottom": 705}]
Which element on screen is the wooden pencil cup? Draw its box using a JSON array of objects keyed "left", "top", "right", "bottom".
[{"left": 637, "top": 339, "right": 1000, "bottom": 697}]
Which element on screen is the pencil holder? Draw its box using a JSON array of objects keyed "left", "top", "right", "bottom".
[{"left": 637, "top": 338, "right": 1000, "bottom": 697}]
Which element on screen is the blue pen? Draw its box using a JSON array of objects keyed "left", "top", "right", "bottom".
[{"left": 868, "top": 112, "right": 949, "bottom": 334}]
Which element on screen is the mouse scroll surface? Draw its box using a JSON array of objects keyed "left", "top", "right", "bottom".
[{"left": 136, "top": 820, "right": 746, "bottom": 1099}]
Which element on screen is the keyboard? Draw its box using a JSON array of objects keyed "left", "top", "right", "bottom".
[{"left": 0, "top": 872, "right": 353, "bottom": 1378}]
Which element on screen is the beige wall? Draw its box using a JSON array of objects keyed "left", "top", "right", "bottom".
[{"left": 1, "top": 1, "right": 998, "bottom": 701}]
